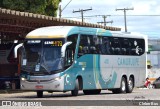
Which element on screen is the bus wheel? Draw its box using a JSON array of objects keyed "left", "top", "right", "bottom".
[
  {"left": 126, "top": 77, "right": 134, "bottom": 93},
  {"left": 71, "top": 79, "right": 79, "bottom": 96},
  {"left": 37, "top": 91, "right": 43, "bottom": 98},
  {"left": 83, "top": 89, "right": 101, "bottom": 95},
  {"left": 119, "top": 77, "right": 127, "bottom": 93},
  {"left": 112, "top": 77, "right": 126, "bottom": 94},
  {"left": 112, "top": 89, "right": 119, "bottom": 94},
  {"left": 83, "top": 90, "right": 90, "bottom": 95}
]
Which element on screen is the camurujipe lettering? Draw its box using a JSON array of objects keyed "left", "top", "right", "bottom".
[{"left": 117, "top": 58, "right": 139, "bottom": 66}]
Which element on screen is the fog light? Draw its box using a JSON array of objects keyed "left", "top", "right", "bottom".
[{"left": 21, "top": 77, "right": 26, "bottom": 81}]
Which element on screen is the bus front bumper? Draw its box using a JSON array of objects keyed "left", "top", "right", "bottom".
[{"left": 20, "top": 76, "right": 65, "bottom": 91}]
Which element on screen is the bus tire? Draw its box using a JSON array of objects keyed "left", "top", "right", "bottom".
[
  {"left": 112, "top": 77, "right": 127, "bottom": 94},
  {"left": 119, "top": 77, "right": 127, "bottom": 93},
  {"left": 37, "top": 91, "right": 43, "bottom": 98},
  {"left": 126, "top": 77, "right": 134, "bottom": 93},
  {"left": 83, "top": 89, "right": 101, "bottom": 95},
  {"left": 71, "top": 79, "right": 79, "bottom": 96},
  {"left": 112, "top": 89, "right": 119, "bottom": 94},
  {"left": 83, "top": 90, "right": 90, "bottom": 95}
]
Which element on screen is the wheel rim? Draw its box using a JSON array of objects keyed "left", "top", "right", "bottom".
[
  {"left": 122, "top": 80, "right": 126, "bottom": 91},
  {"left": 128, "top": 80, "right": 133, "bottom": 90}
]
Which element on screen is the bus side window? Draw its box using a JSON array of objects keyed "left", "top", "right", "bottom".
[
  {"left": 88, "top": 35, "right": 98, "bottom": 54},
  {"left": 129, "top": 38, "right": 145, "bottom": 56},
  {"left": 112, "top": 38, "right": 121, "bottom": 55},
  {"left": 121, "top": 38, "right": 130, "bottom": 55},
  {"left": 102, "top": 37, "right": 110, "bottom": 55},
  {"left": 138, "top": 39, "right": 145, "bottom": 55},
  {"left": 78, "top": 35, "right": 89, "bottom": 57},
  {"left": 129, "top": 39, "right": 136, "bottom": 55},
  {"left": 96, "top": 36, "right": 110, "bottom": 55}
]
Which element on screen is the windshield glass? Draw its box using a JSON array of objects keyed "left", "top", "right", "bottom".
[
  {"left": 41, "top": 42, "right": 64, "bottom": 72},
  {"left": 25, "top": 40, "right": 41, "bottom": 63},
  {"left": 21, "top": 39, "right": 65, "bottom": 74}
]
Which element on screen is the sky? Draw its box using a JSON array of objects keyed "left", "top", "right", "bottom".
[{"left": 59, "top": 0, "right": 160, "bottom": 39}]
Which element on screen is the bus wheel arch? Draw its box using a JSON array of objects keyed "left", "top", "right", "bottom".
[
  {"left": 77, "top": 76, "right": 83, "bottom": 90},
  {"left": 126, "top": 75, "right": 134, "bottom": 93},
  {"left": 71, "top": 76, "right": 83, "bottom": 96},
  {"left": 112, "top": 75, "right": 127, "bottom": 94}
]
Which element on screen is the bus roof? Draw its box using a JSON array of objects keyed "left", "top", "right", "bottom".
[
  {"left": 26, "top": 26, "right": 74, "bottom": 39},
  {"left": 26, "top": 26, "right": 147, "bottom": 39},
  {"left": 26, "top": 26, "right": 113, "bottom": 39}
]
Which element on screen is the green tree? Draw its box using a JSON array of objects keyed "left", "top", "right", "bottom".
[
  {"left": 1, "top": 0, "right": 61, "bottom": 16},
  {"left": 3, "top": 0, "right": 27, "bottom": 11},
  {"left": 45, "top": 0, "right": 60, "bottom": 16},
  {"left": 26, "top": 0, "right": 47, "bottom": 15},
  {"left": 0, "top": 0, "right": 3, "bottom": 7}
]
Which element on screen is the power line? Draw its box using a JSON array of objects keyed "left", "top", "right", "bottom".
[
  {"left": 63, "top": 14, "right": 160, "bottom": 19},
  {"left": 98, "top": 20, "right": 113, "bottom": 26},
  {"left": 62, "top": 0, "right": 73, "bottom": 12},
  {"left": 73, "top": 8, "right": 92, "bottom": 23},
  {"left": 96, "top": 15, "right": 113, "bottom": 26},
  {"left": 59, "top": 0, "right": 73, "bottom": 18},
  {"left": 111, "top": 15, "right": 160, "bottom": 16},
  {"left": 116, "top": 8, "right": 134, "bottom": 32}
]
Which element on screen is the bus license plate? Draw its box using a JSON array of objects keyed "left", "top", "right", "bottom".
[{"left": 35, "top": 85, "right": 43, "bottom": 89}]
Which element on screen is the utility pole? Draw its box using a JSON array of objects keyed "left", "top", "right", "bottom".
[
  {"left": 116, "top": 8, "right": 134, "bottom": 32},
  {"left": 97, "top": 15, "right": 113, "bottom": 26},
  {"left": 73, "top": 8, "right": 92, "bottom": 23},
  {"left": 59, "top": 5, "right": 62, "bottom": 18},
  {"left": 106, "top": 20, "right": 113, "bottom": 26},
  {"left": 59, "top": 0, "right": 73, "bottom": 18},
  {"left": 98, "top": 20, "right": 113, "bottom": 26}
]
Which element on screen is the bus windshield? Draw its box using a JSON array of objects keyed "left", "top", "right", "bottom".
[
  {"left": 42, "top": 46, "right": 63, "bottom": 72},
  {"left": 21, "top": 39, "right": 65, "bottom": 74}
]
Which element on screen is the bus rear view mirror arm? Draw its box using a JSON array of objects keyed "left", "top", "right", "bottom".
[
  {"left": 61, "top": 42, "right": 72, "bottom": 57},
  {"left": 14, "top": 43, "right": 23, "bottom": 58}
]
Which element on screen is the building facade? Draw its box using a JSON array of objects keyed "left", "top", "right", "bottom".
[{"left": 147, "top": 39, "right": 160, "bottom": 80}]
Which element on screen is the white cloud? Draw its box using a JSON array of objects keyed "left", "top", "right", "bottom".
[{"left": 131, "top": 0, "right": 158, "bottom": 14}]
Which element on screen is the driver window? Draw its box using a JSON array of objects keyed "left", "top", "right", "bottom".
[{"left": 65, "top": 34, "right": 78, "bottom": 67}]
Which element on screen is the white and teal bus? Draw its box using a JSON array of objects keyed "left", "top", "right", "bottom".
[{"left": 14, "top": 26, "right": 148, "bottom": 97}]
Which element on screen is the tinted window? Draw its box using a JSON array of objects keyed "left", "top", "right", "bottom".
[
  {"left": 121, "top": 38, "right": 130, "bottom": 55},
  {"left": 77, "top": 35, "right": 145, "bottom": 56},
  {"left": 129, "top": 39, "right": 145, "bottom": 56},
  {"left": 66, "top": 34, "right": 78, "bottom": 66},
  {"left": 78, "top": 35, "right": 90, "bottom": 56}
]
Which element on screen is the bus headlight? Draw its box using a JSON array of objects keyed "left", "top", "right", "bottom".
[
  {"left": 21, "top": 77, "right": 27, "bottom": 81},
  {"left": 54, "top": 77, "right": 61, "bottom": 81}
]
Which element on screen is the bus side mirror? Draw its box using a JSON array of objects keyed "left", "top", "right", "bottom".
[
  {"left": 14, "top": 43, "right": 23, "bottom": 58},
  {"left": 61, "top": 42, "right": 72, "bottom": 57}
]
